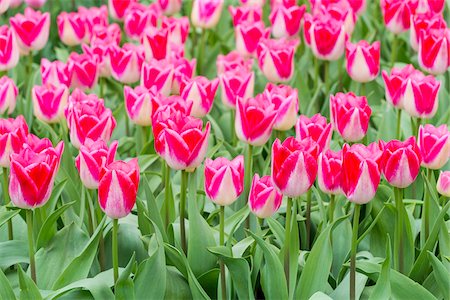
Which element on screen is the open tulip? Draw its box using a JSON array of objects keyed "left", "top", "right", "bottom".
[
  {"left": 109, "top": 44, "right": 145, "bottom": 84},
  {"left": 263, "top": 83, "right": 298, "bottom": 131},
  {"left": 436, "top": 171, "right": 450, "bottom": 197},
  {"left": 57, "top": 12, "right": 86, "bottom": 46},
  {"left": 235, "top": 21, "right": 270, "bottom": 57},
  {"left": 204, "top": 156, "right": 244, "bottom": 206},
  {"left": 124, "top": 3, "right": 159, "bottom": 41},
  {"left": 142, "top": 26, "right": 169, "bottom": 61},
  {"left": 346, "top": 40, "right": 380, "bottom": 83},
  {"left": 108, "top": 0, "right": 136, "bottom": 20},
  {"left": 410, "top": 12, "right": 446, "bottom": 52},
  {"left": 418, "top": 124, "right": 450, "bottom": 169},
  {"left": 381, "top": 64, "right": 420, "bottom": 108},
  {"left": 180, "top": 76, "right": 219, "bottom": 118},
  {"left": 402, "top": 72, "right": 440, "bottom": 119},
  {"left": 219, "top": 69, "right": 254, "bottom": 109},
  {"left": 0, "top": 116, "right": 28, "bottom": 167},
  {"left": 229, "top": 5, "right": 262, "bottom": 26},
  {"left": 269, "top": 4, "right": 306, "bottom": 38},
  {"left": 296, "top": 113, "right": 332, "bottom": 152},
  {"left": 257, "top": 38, "right": 297, "bottom": 82},
  {"left": 217, "top": 51, "right": 253, "bottom": 75},
  {"left": 0, "top": 26, "right": 19, "bottom": 71},
  {"left": 141, "top": 60, "right": 173, "bottom": 96},
  {"left": 158, "top": 0, "right": 182, "bottom": 15},
  {"left": 98, "top": 159, "right": 140, "bottom": 218},
  {"left": 0, "top": 76, "right": 18, "bottom": 115},
  {"left": 418, "top": 28, "right": 449, "bottom": 75},
  {"left": 381, "top": 0, "right": 418, "bottom": 34},
  {"left": 171, "top": 57, "right": 196, "bottom": 95},
  {"left": 318, "top": 149, "right": 343, "bottom": 195},
  {"left": 191, "top": 0, "right": 224, "bottom": 29},
  {"left": 248, "top": 174, "right": 283, "bottom": 218},
  {"left": 162, "top": 16, "right": 190, "bottom": 45},
  {"left": 10, "top": 8, "right": 50, "bottom": 54},
  {"left": 32, "top": 84, "right": 68, "bottom": 123},
  {"left": 67, "top": 53, "right": 99, "bottom": 90},
  {"left": 41, "top": 58, "right": 70, "bottom": 86},
  {"left": 124, "top": 85, "right": 155, "bottom": 126}
]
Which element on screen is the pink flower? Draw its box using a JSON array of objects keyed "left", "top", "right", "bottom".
[
  {"left": 191, "top": 0, "right": 224, "bottom": 29},
  {"left": 124, "top": 3, "right": 160, "bottom": 41},
  {"left": 348, "top": 0, "right": 367, "bottom": 15},
  {"left": 141, "top": 60, "right": 174, "bottom": 96},
  {"left": 10, "top": 0, "right": 22, "bottom": 8},
  {"left": 124, "top": 85, "right": 155, "bottom": 126},
  {"left": 219, "top": 68, "right": 254, "bottom": 109},
  {"left": 296, "top": 113, "right": 332, "bottom": 152},
  {"left": 109, "top": 44, "right": 145, "bottom": 84},
  {"left": 418, "top": 124, "right": 450, "bottom": 169},
  {"left": 381, "top": 0, "right": 418, "bottom": 34},
  {"left": 67, "top": 53, "right": 99, "bottom": 90},
  {"left": 158, "top": 0, "right": 182, "bottom": 15},
  {"left": 410, "top": 12, "right": 446, "bottom": 52},
  {"left": 318, "top": 149, "right": 343, "bottom": 195},
  {"left": 98, "top": 159, "right": 140, "bottom": 219},
  {"left": 0, "top": 76, "right": 18, "bottom": 115},
  {"left": 180, "top": 76, "right": 219, "bottom": 118},
  {"left": 240, "top": 0, "right": 265, "bottom": 6},
  {"left": 271, "top": 137, "right": 319, "bottom": 197},
  {"left": 402, "top": 71, "right": 440, "bottom": 119},
  {"left": 90, "top": 24, "right": 121, "bottom": 46},
  {"left": 0, "top": 26, "right": 19, "bottom": 71},
  {"left": 151, "top": 94, "right": 193, "bottom": 121},
  {"left": 346, "top": 40, "right": 380, "bottom": 83},
  {"left": 436, "top": 171, "right": 450, "bottom": 197},
  {"left": 24, "top": 0, "right": 46, "bottom": 8},
  {"left": 40, "top": 58, "right": 70, "bottom": 86},
  {"left": 216, "top": 51, "right": 253, "bottom": 75},
  {"left": 341, "top": 142, "right": 383, "bottom": 204},
  {"left": 171, "top": 57, "right": 196, "bottom": 95},
  {"left": 417, "top": 0, "right": 444, "bottom": 14},
  {"left": 153, "top": 109, "right": 189, "bottom": 157},
  {"left": 249, "top": 174, "right": 282, "bottom": 218},
  {"left": 10, "top": 8, "right": 50, "bottom": 54},
  {"left": 381, "top": 64, "right": 419, "bottom": 108},
  {"left": 330, "top": 92, "right": 372, "bottom": 142},
  {"left": 32, "top": 84, "right": 68, "bottom": 123},
  {"left": 76, "top": 139, "right": 118, "bottom": 189},
  {"left": 57, "top": 12, "right": 86, "bottom": 46},
  {"left": 82, "top": 44, "right": 113, "bottom": 78},
  {"left": 235, "top": 94, "right": 277, "bottom": 146},
  {"left": 418, "top": 28, "right": 450, "bottom": 75},
  {"left": 108, "top": 0, "right": 137, "bottom": 20},
  {"left": 257, "top": 38, "right": 297, "bottom": 82},
  {"left": 229, "top": 5, "right": 262, "bottom": 26},
  {"left": 0, "top": 116, "right": 29, "bottom": 167},
  {"left": 78, "top": 5, "right": 108, "bottom": 41},
  {"left": 204, "top": 156, "right": 244, "bottom": 206},
  {"left": 142, "top": 26, "right": 169, "bottom": 61},
  {"left": 0, "top": 0, "right": 10, "bottom": 14},
  {"left": 269, "top": 4, "right": 306, "bottom": 38},
  {"left": 263, "top": 83, "right": 298, "bottom": 131},
  {"left": 235, "top": 21, "right": 270, "bottom": 57},
  {"left": 162, "top": 16, "right": 190, "bottom": 45}
]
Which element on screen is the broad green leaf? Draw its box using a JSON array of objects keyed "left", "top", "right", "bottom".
[
  {"left": 0, "top": 209, "right": 20, "bottom": 227},
  {"left": 115, "top": 253, "right": 136, "bottom": 300},
  {"left": 369, "top": 237, "right": 391, "bottom": 300},
  {"left": 0, "top": 240, "right": 29, "bottom": 269},
  {"left": 43, "top": 180, "right": 68, "bottom": 218},
  {"left": 165, "top": 267, "right": 192, "bottom": 300},
  {"left": 428, "top": 251, "right": 450, "bottom": 300},
  {"left": 18, "top": 265, "right": 42, "bottom": 300},
  {"left": 0, "top": 268, "right": 16, "bottom": 300},
  {"left": 329, "top": 271, "right": 368, "bottom": 300},
  {"left": 309, "top": 292, "right": 333, "bottom": 300},
  {"left": 143, "top": 176, "right": 168, "bottom": 242},
  {"left": 289, "top": 201, "right": 299, "bottom": 300}
]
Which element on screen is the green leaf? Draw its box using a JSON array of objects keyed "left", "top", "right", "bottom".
[
  {"left": 329, "top": 271, "right": 368, "bottom": 300},
  {"left": 143, "top": 176, "right": 168, "bottom": 242},
  {"left": 18, "top": 264, "right": 42, "bottom": 300},
  {"left": 0, "top": 240, "right": 29, "bottom": 269},
  {"left": 427, "top": 251, "right": 450, "bottom": 300},
  {"left": 289, "top": 200, "right": 299, "bottom": 300},
  {"left": 0, "top": 268, "right": 16, "bottom": 300},
  {"left": 0, "top": 209, "right": 20, "bottom": 227},
  {"left": 369, "top": 237, "right": 391, "bottom": 300},
  {"left": 115, "top": 253, "right": 136, "bottom": 300},
  {"left": 165, "top": 267, "right": 192, "bottom": 300}
]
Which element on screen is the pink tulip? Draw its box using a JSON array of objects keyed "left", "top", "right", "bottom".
[
  {"left": 191, "top": 0, "right": 224, "bottom": 29},
  {"left": 381, "top": 64, "right": 419, "bottom": 108},
  {"left": 0, "top": 0, "right": 10, "bottom": 14},
  {"left": 24, "top": 0, "right": 46, "bottom": 8},
  {"left": 271, "top": 137, "right": 319, "bottom": 197},
  {"left": 229, "top": 5, "right": 262, "bottom": 26},
  {"left": 263, "top": 83, "right": 298, "bottom": 131},
  {"left": 418, "top": 124, "right": 450, "bottom": 169},
  {"left": 436, "top": 171, "right": 450, "bottom": 197},
  {"left": 402, "top": 71, "right": 440, "bottom": 119},
  {"left": 296, "top": 114, "right": 332, "bottom": 152},
  {"left": 57, "top": 12, "right": 86, "bottom": 46},
  {"left": 78, "top": 5, "right": 108, "bottom": 41},
  {"left": 0, "top": 26, "right": 19, "bottom": 71},
  {"left": 76, "top": 139, "right": 118, "bottom": 189},
  {"left": 108, "top": 0, "right": 137, "bottom": 20},
  {"left": 142, "top": 26, "right": 169, "bottom": 61},
  {"left": 235, "top": 21, "right": 270, "bottom": 57},
  {"left": 341, "top": 142, "right": 383, "bottom": 204},
  {"left": 10, "top": 0, "right": 22, "bottom": 8},
  {"left": 171, "top": 57, "right": 196, "bottom": 95},
  {"left": 204, "top": 156, "right": 244, "bottom": 206},
  {"left": 32, "top": 84, "right": 68, "bottom": 123},
  {"left": 153, "top": 109, "right": 188, "bottom": 157},
  {"left": 109, "top": 44, "right": 145, "bottom": 84},
  {"left": 40, "top": 58, "right": 70, "bottom": 87},
  {"left": 9, "top": 139, "right": 63, "bottom": 209},
  {"left": 240, "top": 0, "right": 265, "bottom": 6},
  {"left": 309, "top": 0, "right": 356, "bottom": 35},
  {"left": 0, "top": 76, "right": 18, "bottom": 115},
  {"left": 318, "top": 149, "right": 343, "bottom": 195},
  {"left": 346, "top": 40, "right": 380, "bottom": 83},
  {"left": 235, "top": 94, "right": 277, "bottom": 146},
  {"left": 180, "top": 76, "right": 219, "bottom": 118},
  {"left": 269, "top": 4, "right": 306, "bottom": 38},
  {"left": 417, "top": 0, "right": 444, "bottom": 14},
  {"left": 124, "top": 85, "right": 155, "bottom": 126},
  {"left": 0, "top": 116, "right": 28, "bottom": 167},
  {"left": 219, "top": 68, "right": 254, "bottom": 109},
  {"left": 418, "top": 28, "right": 449, "bottom": 75},
  {"left": 67, "top": 53, "right": 99, "bottom": 90},
  {"left": 90, "top": 24, "right": 121, "bottom": 46},
  {"left": 82, "top": 44, "right": 113, "bottom": 78},
  {"left": 216, "top": 51, "right": 253, "bottom": 75},
  {"left": 158, "top": 0, "right": 182, "bottom": 15},
  {"left": 257, "top": 38, "right": 297, "bottom": 82},
  {"left": 162, "top": 16, "right": 190, "bottom": 45},
  {"left": 248, "top": 174, "right": 282, "bottom": 218},
  {"left": 410, "top": 12, "right": 446, "bottom": 52},
  {"left": 348, "top": 0, "right": 367, "bottom": 15},
  {"left": 330, "top": 92, "right": 372, "bottom": 142},
  {"left": 381, "top": 0, "right": 418, "bottom": 34},
  {"left": 124, "top": 3, "right": 160, "bottom": 41},
  {"left": 141, "top": 60, "right": 174, "bottom": 96},
  {"left": 98, "top": 159, "right": 140, "bottom": 219},
  {"left": 10, "top": 8, "right": 50, "bottom": 54}
]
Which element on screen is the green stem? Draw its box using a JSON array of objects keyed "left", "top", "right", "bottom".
[
  {"left": 180, "top": 170, "right": 188, "bottom": 254},
  {"left": 324, "top": 60, "right": 329, "bottom": 96},
  {"left": 306, "top": 189, "right": 312, "bottom": 250},
  {"left": 314, "top": 56, "right": 319, "bottom": 90},
  {"left": 99, "top": 77, "right": 105, "bottom": 99},
  {"left": 231, "top": 109, "right": 236, "bottom": 146},
  {"left": 26, "top": 209, "right": 36, "bottom": 284},
  {"left": 328, "top": 194, "right": 335, "bottom": 223},
  {"left": 2, "top": 168, "right": 13, "bottom": 242},
  {"left": 284, "top": 197, "right": 292, "bottom": 288},
  {"left": 350, "top": 204, "right": 361, "bottom": 300},
  {"left": 423, "top": 169, "right": 432, "bottom": 242},
  {"left": 244, "top": 144, "right": 253, "bottom": 229},
  {"left": 196, "top": 29, "right": 207, "bottom": 75},
  {"left": 360, "top": 82, "right": 366, "bottom": 97},
  {"left": 112, "top": 218, "right": 119, "bottom": 284},
  {"left": 394, "top": 187, "right": 404, "bottom": 274},
  {"left": 164, "top": 162, "right": 171, "bottom": 229},
  {"left": 396, "top": 109, "right": 402, "bottom": 140},
  {"left": 80, "top": 187, "right": 86, "bottom": 228},
  {"left": 390, "top": 35, "right": 398, "bottom": 67},
  {"left": 219, "top": 205, "right": 226, "bottom": 300}
]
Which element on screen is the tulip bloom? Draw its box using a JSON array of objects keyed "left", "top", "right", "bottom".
[
  {"left": 330, "top": 92, "right": 372, "bottom": 142},
  {"left": 318, "top": 149, "right": 342, "bottom": 195},
  {"left": 109, "top": 44, "right": 145, "bottom": 84},
  {"left": 108, "top": 0, "right": 136, "bottom": 20},
  {"left": 158, "top": 0, "right": 182, "bottom": 15},
  {"left": 67, "top": 53, "right": 99, "bottom": 90},
  {"left": 90, "top": 24, "right": 121, "bottom": 46},
  {"left": 309, "top": 1, "right": 356, "bottom": 35},
  {"left": 296, "top": 114, "right": 332, "bottom": 152},
  {"left": 229, "top": 5, "right": 262, "bottom": 26},
  {"left": 124, "top": 85, "right": 156, "bottom": 126},
  {"left": 141, "top": 60, "right": 174, "bottom": 96},
  {"left": 217, "top": 51, "right": 253, "bottom": 75},
  {"left": 191, "top": 0, "right": 224, "bottom": 29},
  {"left": 162, "top": 16, "right": 190, "bottom": 45},
  {"left": 171, "top": 57, "right": 196, "bottom": 95},
  {"left": 271, "top": 137, "right": 319, "bottom": 197},
  {"left": 341, "top": 142, "right": 383, "bottom": 204},
  {"left": 24, "top": 0, "right": 46, "bottom": 8},
  {"left": 348, "top": 0, "right": 367, "bottom": 15},
  {"left": 76, "top": 139, "right": 118, "bottom": 189},
  {"left": 98, "top": 159, "right": 140, "bottom": 219},
  {"left": 142, "top": 26, "right": 169, "bottom": 61},
  {"left": 263, "top": 83, "right": 298, "bottom": 131},
  {"left": 418, "top": 124, "right": 450, "bottom": 169},
  {"left": 124, "top": 3, "right": 159, "bottom": 41},
  {"left": 402, "top": 72, "right": 440, "bottom": 119},
  {"left": 381, "top": 0, "right": 418, "bottom": 34},
  {"left": 410, "top": 13, "right": 446, "bottom": 52},
  {"left": 235, "top": 21, "right": 270, "bottom": 57},
  {"left": 418, "top": 28, "right": 450, "bottom": 75},
  {"left": 180, "top": 76, "right": 219, "bottom": 118},
  {"left": 0, "top": 76, "right": 18, "bottom": 115},
  {"left": 346, "top": 40, "right": 380, "bottom": 83},
  {"left": 0, "top": 116, "right": 29, "bottom": 167},
  {"left": 248, "top": 174, "right": 283, "bottom": 218},
  {"left": 257, "top": 38, "right": 297, "bottom": 83},
  {"left": 78, "top": 5, "right": 108, "bottom": 40},
  {"left": 219, "top": 69, "right": 254, "bottom": 109},
  {"left": 204, "top": 156, "right": 244, "bottom": 206},
  {"left": 32, "top": 84, "right": 69, "bottom": 124},
  {"left": 0, "top": 26, "right": 19, "bottom": 72},
  {"left": 41, "top": 58, "right": 70, "bottom": 86},
  {"left": 436, "top": 171, "right": 450, "bottom": 197},
  {"left": 10, "top": 8, "right": 50, "bottom": 54},
  {"left": 9, "top": 140, "right": 63, "bottom": 209},
  {"left": 82, "top": 44, "right": 113, "bottom": 78},
  {"left": 417, "top": 0, "right": 444, "bottom": 14},
  {"left": 57, "top": 12, "right": 86, "bottom": 46},
  {"left": 269, "top": 4, "right": 306, "bottom": 38},
  {"left": 382, "top": 64, "right": 420, "bottom": 108}
]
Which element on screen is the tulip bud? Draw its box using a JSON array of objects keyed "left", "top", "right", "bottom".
[
  {"left": 402, "top": 72, "right": 440, "bottom": 119},
  {"left": 269, "top": 4, "right": 306, "bottom": 39},
  {"left": 41, "top": 58, "right": 70, "bottom": 86},
  {"left": 57, "top": 12, "right": 86, "bottom": 46},
  {"left": 191, "top": 0, "right": 224, "bottom": 29},
  {"left": 0, "top": 76, "right": 18, "bottom": 115},
  {"left": 142, "top": 26, "right": 169, "bottom": 61},
  {"left": 24, "top": 0, "right": 46, "bottom": 8},
  {"left": 67, "top": 53, "right": 99, "bottom": 90},
  {"left": 0, "top": 26, "right": 19, "bottom": 72},
  {"left": 348, "top": 0, "right": 367, "bottom": 15},
  {"left": 229, "top": 5, "right": 262, "bottom": 26},
  {"left": 10, "top": 8, "right": 50, "bottom": 54},
  {"left": 124, "top": 3, "right": 159, "bottom": 41},
  {"left": 418, "top": 28, "right": 450, "bottom": 75},
  {"left": 263, "top": 83, "right": 298, "bottom": 131},
  {"left": 410, "top": 12, "right": 446, "bottom": 52},
  {"left": 32, "top": 84, "right": 68, "bottom": 124},
  {"left": 235, "top": 21, "right": 270, "bottom": 57},
  {"left": 90, "top": 24, "right": 121, "bottom": 46},
  {"left": 381, "top": 0, "right": 418, "bottom": 34},
  {"left": 162, "top": 16, "right": 190, "bottom": 45},
  {"left": 78, "top": 5, "right": 108, "bottom": 41},
  {"left": 180, "top": 76, "right": 219, "bottom": 118},
  {"left": 346, "top": 40, "right": 380, "bottom": 83},
  {"left": 141, "top": 60, "right": 174, "bottom": 97},
  {"left": 249, "top": 174, "right": 282, "bottom": 218},
  {"left": 108, "top": 0, "right": 136, "bottom": 20},
  {"left": 171, "top": 57, "right": 196, "bottom": 95},
  {"left": 219, "top": 69, "right": 254, "bottom": 109},
  {"left": 0, "top": 116, "right": 29, "bottom": 167},
  {"left": 318, "top": 149, "right": 343, "bottom": 195},
  {"left": 296, "top": 113, "right": 332, "bottom": 152},
  {"left": 418, "top": 124, "right": 450, "bottom": 169},
  {"left": 257, "top": 38, "right": 297, "bottom": 83},
  {"left": 436, "top": 171, "right": 450, "bottom": 197},
  {"left": 124, "top": 85, "right": 155, "bottom": 126},
  {"left": 416, "top": 0, "right": 444, "bottom": 14},
  {"left": 109, "top": 44, "right": 145, "bottom": 84},
  {"left": 381, "top": 64, "right": 419, "bottom": 109},
  {"left": 82, "top": 44, "right": 113, "bottom": 78},
  {"left": 217, "top": 51, "right": 253, "bottom": 75},
  {"left": 158, "top": 0, "right": 182, "bottom": 15}
]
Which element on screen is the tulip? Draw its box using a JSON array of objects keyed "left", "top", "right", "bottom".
[
  {"left": 204, "top": 156, "right": 244, "bottom": 206},
  {"left": 417, "top": 0, "right": 444, "bottom": 14},
  {"left": 402, "top": 72, "right": 440, "bottom": 119},
  {"left": 436, "top": 171, "right": 450, "bottom": 197},
  {"left": 142, "top": 26, "right": 169, "bottom": 61},
  {"left": 248, "top": 174, "right": 282, "bottom": 218},
  {"left": 410, "top": 13, "right": 446, "bottom": 52},
  {"left": 191, "top": 0, "right": 224, "bottom": 29},
  {"left": 162, "top": 16, "right": 190, "bottom": 45},
  {"left": 24, "top": 0, "right": 46, "bottom": 8},
  {"left": 76, "top": 139, "right": 118, "bottom": 190},
  {"left": 296, "top": 113, "right": 332, "bottom": 152},
  {"left": 381, "top": 64, "right": 419, "bottom": 108},
  {"left": 229, "top": 5, "right": 262, "bottom": 26},
  {"left": 271, "top": 137, "right": 319, "bottom": 197},
  {"left": 180, "top": 76, "right": 219, "bottom": 118},
  {"left": 141, "top": 60, "right": 174, "bottom": 96},
  {"left": 318, "top": 149, "right": 342, "bottom": 195},
  {"left": 108, "top": 0, "right": 136, "bottom": 20},
  {"left": 171, "top": 57, "right": 196, "bottom": 95},
  {"left": 151, "top": 95, "right": 193, "bottom": 121},
  {"left": 158, "top": 0, "right": 182, "bottom": 15},
  {"left": 309, "top": 0, "right": 356, "bottom": 35},
  {"left": 381, "top": 0, "right": 418, "bottom": 34},
  {"left": 235, "top": 21, "right": 270, "bottom": 57},
  {"left": 32, "top": 84, "right": 69, "bottom": 123},
  {"left": 269, "top": 4, "right": 306, "bottom": 38},
  {"left": 0, "top": 76, "right": 18, "bottom": 115},
  {"left": 57, "top": 12, "right": 86, "bottom": 46},
  {"left": 330, "top": 92, "right": 372, "bottom": 142},
  {"left": 418, "top": 28, "right": 449, "bottom": 75},
  {"left": 263, "top": 83, "right": 298, "bottom": 131},
  {"left": 10, "top": 8, "right": 50, "bottom": 54},
  {"left": 240, "top": 0, "right": 265, "bottom": 6},
  {"left": 348, "top": 0, "right": 367, "bottom": 15},
  {"left": 219, "top": 69, "right": 254, "bottom": 109},
  {"left": 90, "top": 24, "right": 121, "bottom": 46},
  {"left": 82, "top": 44, "right": 113, "bottom": 78},
  {"left": 109, "top": 44, "right": 145, "bottom": 84},
  {"left": 216, "top": 51, "right": 253, "bottom": 75},
  {"left": 235, "top": 94, "right": 277, "bottom": 146},
  {"left": 124, "top": 85, "right": 155, "bottom": 126},
  {"left": 257, "top": 38, "right": 297, "bottom": 82},
  {"left": 124, "top": 3, "right": 159, "bottom": 41},
  {"left": 10, "top": 0, "right": 21, "bottom": 8},
  {"left": 0, "top": 116, "right": 29, "bottom": 167},
  {"left": 418, "top": 124, "right": 450, "bottom": 169},
  {"left": 78, "top": 5, "right": 108, "bottom": 40},
  {"left": 0, "top": 26, "right": 19, "bottom": 71},
  {"left": 346, "top": 40, "right": 380, "bottom": 83},
  {"left": 67, "top": 53, "right": 99, "bottom": 90},
  {"left": 0, "top": 0, "right": 9, "bottom": 14}
]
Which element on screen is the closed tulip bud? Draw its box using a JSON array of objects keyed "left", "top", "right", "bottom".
[
  {"left": 191, "top": 0, "right": 224, "bottom": 29},
  {"left": 381, "top": 64, "right": 419, "bottom": 109},
  {"left": 162, "top": 16, "right": 190, "bottom": 45},
  {"left": 171, "top": 57, "right": 196, "bottom": 95},
  {"left": 436, "top": 171, "right": 450, "bottom": 197},
  {"left": 216, "top": 51, "right": 253, "bottom": 75},
  {"left": 124, "top": 85, "right": 155, "bottom": 126},
  {"left": 263, "top": 83, "right": 298, "bottom": 131},
  {"left": 10, "top": 0, "right": 21, "bottom": 8},
  {"left": 67, "top": 53, "right": 99, "bottom": 90},
  {"left": 418, "top": 124, "right": 450, "bottom": 169},
  {"left": 0, "top": 76, "right": 18, "bottom": 115},
  {"left": 76, "top": 139, "right": 118, "bottom": 189},
  {"left": 257, "top": 38, "right": 297, "bottom": 83},
  {"left": 330, "top": 92, "right": 372, "bottom": 142},
  {"left": 151, "top": 94, "right": 193, "bottom": 121},
  {"left": 346, "top": 40, "right": 380, "bottom": 83},
  {"left": 318, "top": 149, "right": 343, "bottom": 195},
  {"left": 109, "top": 44, "right": 144, "bottom": 84},
  {"left": 402, "top": 72, "right": 440, "bottom": 119},
  {"left": 98, "top": 159, "right": 140, "bottom": 219},
  {"left": 158, "top": 0, "right": 182, "bottom": 15},
  {"left": 180, "top": 76, "right": 219, "bottom": 118},
  {"left": 269, "top": 4, "right": 306, "bottom": 38},
  {"left": 410, "top": 13, "right": 446, "bottom": 52},
  {"left": 24, "top": 0, "right": 46, "bottom": 8},
  {"left": 0, "top": 116, "right": 29, "bottom": 167},
  {"left": 32, "top": 84, "right": 68, "bottom": 124},
  {"left": 78, "top": 5, "right": 108, "bottom": 41},
  {"left": 108, "top": 0, "right": 136, "bottom": 20},
  {"left": 82, "top": 44, "right": 113, "bottom": 78},
  {"left": 41, "top": 58, "right": 70, "bottom": 86},
  {"left": 240, "top": 0, "right": 265, "bottom": 6},
  {"left": 249, "top": 174, "right": 282, "bottom": 218},
  {"left": 418, "top": 28, "right": 450, "bottom": 75},
  {"left": 142, "top": 27, "right": 169, "bottom": 61},
  {"left": 204, "top": 156, "right": 244, "bottom": 206},
  {"left": 153, "top": 109, "right": 187, "bottom": 157},
  {"left": 90, "top": 24, "right": 121, "bottom": 46},
  {"left": 348, "top": 0, "right": 367, "bottom": 15},
  {"left": 0, "top": 26, "right": 19, "bottom": 72},
  {"left": 124, "top": 3, "right": 159, "bottom": 41},
  {"left": 236, "top": 95, "right": 277, "bottom": 146},
  {"left": 229, "top": 5, "right": 262, "bottom": 26},
  {"left": 0, "top": 0, "right": 10, "bottom": 14},
  {"left": 235, "top": 21, "right": 270, "bottom": 57},
  {"left": 57, "top": 12, "right": 86, "bottom": 46},
  {"left": 381, "top": 0, "right": 418, "bottom": 34},
  {"left": 10, "top": 8, "right": 50, "bottom": 55},
  {"left": 220, "top": 69, "right": 254, "bottom": 109},
  {"left": 271, "top": 137, "right": 319, "bottom": 197},
  {"left": 417, "top": 0, "right": 444, "bottom": 14},
  {"left": 296, "top": 113, "right": 332, "bottom": 152},
  {"left": 141, "top": 60, "right": 174, "bottom": 96},
  {"left": 341, "top": 142, "right": 383, "bottom": 204}
]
